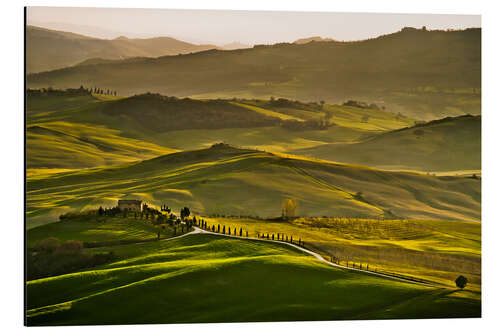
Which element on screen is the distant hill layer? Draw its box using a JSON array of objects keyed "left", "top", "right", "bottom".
[
  {"left": 100, "top": 93, "right": 282, "bottom": 132},
  {"left": 26, "top": 25, "right": 218, "bottom": 73},
  {"left": 26, "top": 92, "right": 416, "bottom": 169},
  {"left": 27, "top": 27, "right": 481, "bottom": 119},
  {"left": 291, "top": 115, "right": 481, "bottom": 172},
  {"left": 26, "top": 144, "right": 481, "bottom": 227}
]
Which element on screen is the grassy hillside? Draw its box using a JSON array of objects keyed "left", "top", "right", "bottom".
[
  {"left": 27, "top": 122, "right": 176, "bottom": 169},
  {"left": 26, "top": 144, "right": 480, "bottom": 227},
  {"left": 292, "top": 115, "right": 481, "bottom": 171},
  {"left": 201, "top": 217, "right": 481, "bottom": 291},
  {"left": 26, "top": 215, "right": 175, "bottom": 248},
  {"left": 27, "top": 27, "right": 481, "bottom": 119},
  {"left": 26, "top": 233, "right": 480, "bottom": 325},
  {"left": 26, "top": 25, "right": 218, "bottom": 73},
  {"left": 27, "top": 92, "right": 417, "bottom": 169}
]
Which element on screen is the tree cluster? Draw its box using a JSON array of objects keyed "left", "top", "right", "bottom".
[{"left": 343, "top": 100, "right": 381, "bottom": 110}]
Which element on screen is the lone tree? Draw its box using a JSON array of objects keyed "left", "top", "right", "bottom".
[
  {"left": 455, "top": 275, "right": 468, "bottom": 289},
  {"left": 282, "top": 198, "right": 299, "bottom": 220}
]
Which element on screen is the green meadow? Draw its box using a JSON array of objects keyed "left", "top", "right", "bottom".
[
  {"left": 200, "top": 217, "right": 481, "bottom": 291},
  {"left": 26, "top": 215, "right": 177, "bottom": 248},
  {"left": 292, "top": 115, "right": 481, "bottom": 171},
  {"left": 26, "top": 233, "right": 480, "bottom": 325}
]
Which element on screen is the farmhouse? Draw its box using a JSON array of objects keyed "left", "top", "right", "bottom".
[{"left": 118, "top": 199, "right": 143, "bottom": 212}]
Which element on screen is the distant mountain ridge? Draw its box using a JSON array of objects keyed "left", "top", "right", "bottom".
[
  {"left": 26, "top": 25, "right": 219, "bottom": 73},
  {"left": 28, "top": 27, "right": 481, "bottom": 119}
]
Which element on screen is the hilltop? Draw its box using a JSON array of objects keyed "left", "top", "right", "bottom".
[
  {"left": 292, "top": 115, "right": 481, "bottom": 171},
  {"left": 27, "top": 27, "right": 481, "bottom": 119},
  {"left": 26, "top": 25, "right": 218, "bottom": 73},
  {"left": 27, "top": 144, "right": 480, "bottom": 227}
]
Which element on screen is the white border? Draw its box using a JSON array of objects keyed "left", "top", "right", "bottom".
[{"left": 2, "top": 1, "right": 498, "bottom": 332}]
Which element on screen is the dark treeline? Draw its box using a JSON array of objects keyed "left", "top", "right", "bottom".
[
  {"left": 27, "top": 86, "right": 91, "bottom": 97},
  {"left": 102, "top": 93, "right": 281, "bottom": 132},
  {"left": 27, "top": 85, "right": 117, "bottom": 97},
  {"left": 343, "top": 100, "right": 383, "bottom": 110},
  {"left": 27, "top": 238, "right": 115, "bottom": 280}
]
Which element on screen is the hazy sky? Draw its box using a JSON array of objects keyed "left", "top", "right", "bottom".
[{"left": 27, "top": 7, "right": 481, "bottom": 46}]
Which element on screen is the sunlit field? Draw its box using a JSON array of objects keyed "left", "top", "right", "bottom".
[{"left": 26, "top": 233, "right": 480, "bottom": 325}]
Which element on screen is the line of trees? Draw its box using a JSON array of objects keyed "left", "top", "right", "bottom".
[
  {"left": 256, "top": 232, "right": 304, "bottom": 247},
  {"left": 92, "top": 86, "right": 117, "bottom": 96},
  {"left": 196, "top": 220, "right": 306, "bottom": 247}
]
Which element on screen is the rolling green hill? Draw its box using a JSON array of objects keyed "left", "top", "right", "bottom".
[
  {"left": 26, "top": 233, "right": 480, "bottom": 325},
  {"left": 27, "top": 27, "right": 481, "bottom": 119},
  {"left": 291, "top": 115, "right": 481, "bottom": 171},
  {"left": 27, "top": 122, "right": 176, "bottom": 169},
  {"left": 27, "top": 92, "right": 417, "bottom": 170},
  {"left": 26, "top": 25, "right": 218, "bottom": 73},
  {"left": 26, "top": 144, "right": 480, "bottom": 228},
  {"left": 202, "top": 217, "right": 481, "bottom": 291}
]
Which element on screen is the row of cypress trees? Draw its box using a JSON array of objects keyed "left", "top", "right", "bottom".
[{"left": 197, "top": 219, "right": 305, "bottom": 247}]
